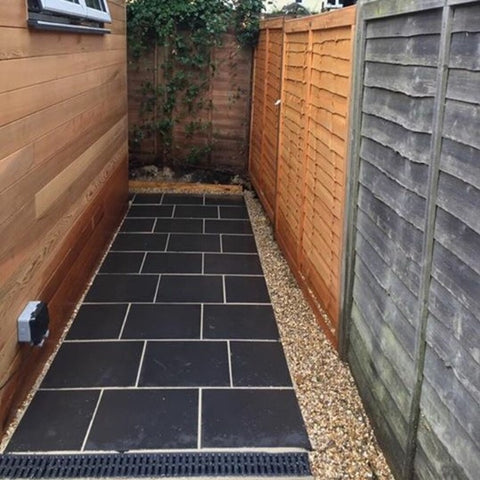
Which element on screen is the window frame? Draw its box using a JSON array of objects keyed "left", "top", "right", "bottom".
[{"left": 38, "top": 0, "right": 111, "bottom": 23}]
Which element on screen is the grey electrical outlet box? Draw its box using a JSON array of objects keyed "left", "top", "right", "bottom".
[{"left": 18, "top": 301, "right": 50, "bottom": 346}]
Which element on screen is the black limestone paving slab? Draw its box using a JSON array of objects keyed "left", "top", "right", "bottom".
[
  {"left": 66, "top": 304, "right": 128, "bottom": 340},
  {"left": 219, "top": 206, "right": 249, "bottom": 219},
  {"left": 225, "top": 275, "right": 271, "bottom": 303},
  {"left": 85, "top": 389, "right": 198, "bottom": 451},
  {"left": 205, "top": 195, "right": 245, "bottom": 206},
  {"left": 120, "top": 218, "right": 155, "bottom": 232},
  {"left": 128, "top": 205, "right": 173, "bottom": 218},
  {"left": 111, "top": 233, "right": 168, "bottom": 251},
  {"left": 167, "top": 233, "right": 220, "bottom": 252},
  {"left": 156, "top": 275, "right": 224, "bottom": 303},
  {"left": 85, "top": 274, "right": 158, "bottom": 302},
  {"left": 41, "top": 342, "right": 143, "bottom": 388},
  {"left": 204, "top": 253, "right": 263, "bottom": 275},
  {"left": 6, "top": 390, "right": 100, "bottom": 452},
  {"left": 154, "top": 218, "right": 203, "bottom": 233},
  {"left": 202, "top": 389, "right": 311, "bottom": 449},
  {"left": 99, "top": 252, "right": 144, "bottom": 274},
  {"left": 133, "top": 193, "right": 164, "bottom": 204},
  {"left": 139, "top": 341, "right": 230, "bottom": 387},
  {"left": 203, "top": 305, "right": 279, "bottom": 339},
  {"left": 162, "top": 194, "right": 204, "bottom": 204},
  {"left": 230, "top": 341, "right": 292, "bottom": 387},
  {"left": 141, "top": 252, "right": 202, "bottom": 273},
  {"left": 121, "top": 304, "right": 201, "bottom": 339},
  {"left": 222, "top": 234, "right": 257, "bottom": 253},
  {"left": 174, "top": 205, "right": 218, "bottom": 218},
  {"left": 205, "top": 219, "right": 253, "bottom": 234}
]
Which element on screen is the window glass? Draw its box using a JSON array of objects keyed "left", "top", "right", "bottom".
[
  {"left": 38, "top": 0, "right": 111, "bottom": 22},
  {"left": 85, "top": 0, "right": 105, "bottom": 11}
]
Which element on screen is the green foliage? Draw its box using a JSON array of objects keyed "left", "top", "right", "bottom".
[
  {"left": 127, "top": 0, "right": 262, "bottom": 166},
  {"left": 232, "top": 0, "right": 264, "bottom": 47}
]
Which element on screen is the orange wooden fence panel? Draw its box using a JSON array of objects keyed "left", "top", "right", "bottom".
[
  {"left": 249, "top": 18, "right": 284, "bottom": 221},
  {"left": 250, "top": 7, "right": 356, "bottom": 346}
]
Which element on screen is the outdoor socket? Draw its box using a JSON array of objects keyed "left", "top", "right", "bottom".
[{"left": 17, "top": 301, "right": 50, "bottom": 346}]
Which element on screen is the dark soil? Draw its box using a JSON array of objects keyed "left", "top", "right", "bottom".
[{"left": 129, "top": 162, "right": 252, "bottom": 190}]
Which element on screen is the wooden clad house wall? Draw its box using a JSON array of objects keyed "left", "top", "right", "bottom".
[
  {"left": 0, "top": 0, "right": 128, "bottom": 434},
  {"left": 249, "top": 7, "right": 356, "bottom": 345},
  {"left": 342, "top": 1, "right": 480, "bottom": 478}
]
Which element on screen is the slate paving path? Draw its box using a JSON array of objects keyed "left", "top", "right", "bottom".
[{"left": 6, "top": 194, "right": 311, "bottom": 455}]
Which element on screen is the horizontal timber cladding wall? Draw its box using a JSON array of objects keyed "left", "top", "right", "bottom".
[
  {"left": 275, "top": 6, "right": 356, "bottom": 343},
  {"left": 0, "top": 1, "right": 128, "bottom": 435},
  {"left": 249, "top": 18, "right": 285, "bottom": 221},
  {"left": 128, "top": 32, "right": 252, "bottom": 170},
  {"left": 342, "top": 0, "right": 480, "bottom": 479}
]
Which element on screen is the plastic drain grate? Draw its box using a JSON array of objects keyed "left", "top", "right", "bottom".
[{"left": 0, "top": 452, "right": 311, "bottom": 478}]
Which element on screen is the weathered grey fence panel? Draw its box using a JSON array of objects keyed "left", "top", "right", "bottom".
[
  {"left": 346, "top": 6, "right": 441, "bottom": 477},
  {"left": 416, "top": 3, "right": 480, "bottom": 478},
  {"left": 342, "top": 1, "right": 480, "bottom": 479}
]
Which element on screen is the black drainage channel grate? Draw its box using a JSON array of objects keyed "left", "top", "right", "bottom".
[{"left": 0, "top": 452, "right": 311, "bottom": 478}]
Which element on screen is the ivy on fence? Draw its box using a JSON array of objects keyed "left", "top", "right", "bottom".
[{"left": 127, "top": 0, "right": 263, "bottom": 166}]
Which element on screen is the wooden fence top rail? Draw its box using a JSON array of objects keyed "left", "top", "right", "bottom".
[
  {"left": 259, "top": 17, "right": 285, "bottom": 29},
  {"left": 284, "top": 6, "right": 356, "bottom": 33}
]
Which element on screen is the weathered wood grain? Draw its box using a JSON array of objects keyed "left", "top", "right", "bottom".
[
  {"left": 452, "top": 2, "right": 480, "bottom": 32},
  {"left": 440, "top": 138, "right": 480, "bottom": 191},
  {"left": 360, "top": 137, "right": 429, "bottom": 197},
  {"left": 361, "top": 113, "right": 432, "bottom": 164},
  {"left": 449, "top": 32, "right": 480, "bottom": 70},
  {"left": 431, "top": 241, "right": 480, "bottom": 320},
  {"left": 446, "top": 70, "right": 480, "bottom": 104},
  {"left": 436, "top": 171, "right": 480, "bottom": 235},
  {"left": 354, "top": 230, "right": 419, "bottom": 323},
  {"left": 358, "top": 185, "right": 424, "bottom": 262},
  {"left": 434, "top": 208, "right": 480, "bottom": 277},
  {"left": 427, "top": 278, "right": 479, "bottom": 383},
  {"left": 362, "top": 87, "right": 435, "bottom": 134},
  {"left": 426, "top": 313, "right": 479, "bottom": 402},
  {"left": 366, "top": 8, "right": 441, "bottom": 38},
  {"left": 364, "top": 62, "right": 437, "bottom": 97},
  {"left": 414, "top": 416, "right": 471, "bottom": 480},
  {"left": 351, "top": 286, "right": 415, "bottom": 405},
  {"left": 365, "top": 35, "right": 440, "bottom": 66},
  {"left": 348, "top": 315, "right": 409, "bottom": 450},
  {"left": 424, "top": 346, "right": 479, "bottom": 443},
  {"left": 443, "top": 99, "right": 480, "bottom": 150},
  {"left": 418, "top": 377, "right": 480, "bottom": 479},
  {"left": 353, "top": 252, "right": 416, "bottom": 354},
  {"left": 357, "top": 208, "right": 422, "bottom": 292},
  {"left": 359, "top": 161, "right": 427, "bottom": 231}
]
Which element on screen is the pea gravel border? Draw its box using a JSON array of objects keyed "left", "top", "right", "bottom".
[{"left": 244, "top": 191, "right": 393, "bottom": 480}]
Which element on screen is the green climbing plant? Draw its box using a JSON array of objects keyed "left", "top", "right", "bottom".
[{"left": 127, "top": 0, "right": 263, "bottom": 166}]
